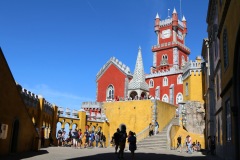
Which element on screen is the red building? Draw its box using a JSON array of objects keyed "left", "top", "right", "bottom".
[{"left": 96, "top": 8, "right": 190, "bottom": 106}]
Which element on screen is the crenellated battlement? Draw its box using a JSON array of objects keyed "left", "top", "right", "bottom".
[
  {"left": 96, "top": 57, "right": 132, "bottom": 80},
  {"left": 146, "top": 67, "right": 183, "bottom": 78},
  {"left": 159, "top": 18, "right": 172, "bottom": 26},
  {"left": 152, "top": 41, "right": 190, "bottom": 53},
  {"left": 43, "top": 99, "right": 53, "bottom": 115},
  {"left": 182, "top": 59, "right": 202, "bottom": 80},
  {"left": 17, "top": 84, "right": 39, "bottom": 108}
]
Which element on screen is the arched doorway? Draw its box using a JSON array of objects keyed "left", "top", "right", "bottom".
[
  {"left": 140, "top": 92, "right": 146, "bottom": 99},
  {"left": 11, "top": 119, "right": 19, "bottom": 153},
  {"left": 129, "top": 91, "right": 138, "bottom": 100}
]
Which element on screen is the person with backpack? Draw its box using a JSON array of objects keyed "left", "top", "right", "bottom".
[{"left": 57, "top": 130, "right": 63, "bottom": 147}]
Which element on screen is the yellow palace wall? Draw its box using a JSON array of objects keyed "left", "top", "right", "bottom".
[
  {"left": 183, "top": 72, "right": 204, "bottom": 103},
  {"left": 103, "top": 100, "right": 177, "bottom": 145}
]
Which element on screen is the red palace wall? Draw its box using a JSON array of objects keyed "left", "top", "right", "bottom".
[
  {"left": 97, "top": 63, "right": 128, "bottom": 102},
  {"left": 146, "top": 74, "right": 183, "bottom": 106}
]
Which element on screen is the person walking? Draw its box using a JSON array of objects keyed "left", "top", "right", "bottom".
[
  {"left": 187, "top": 135, "right": 193, "bottom": 154},
  {"left": 118, "top": 124, "right": 127, "bottom": 160},
  {"left": 154, "top": 120, "right": 159, "bottom": 135},
  {"left": 113, "top": 128, "right": 120, "bottom": 153},
  {"left": 128, "top": 131, "right": 137, "bottom": 160},
  {"left": 176, "top": 135, "right": 182, "bottom": 152}
]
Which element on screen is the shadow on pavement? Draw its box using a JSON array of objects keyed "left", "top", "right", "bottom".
[
  {"left": 67, "top": 152, "right": 221, "bottom": 160},
  {"left": 0, "top": 150, "right": 49, "bottom": 160}
]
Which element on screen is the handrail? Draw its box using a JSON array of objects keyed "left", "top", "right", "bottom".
[{"left": 136, "top": 126, "right": 150, "bottom": 142}]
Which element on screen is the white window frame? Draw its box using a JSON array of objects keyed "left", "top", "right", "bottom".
[
  {"left": 163, "top": 77, "right": 168, "bottom": 86},
  {"left": 162, "top": 94, "right": 169, "bottom": 103}
]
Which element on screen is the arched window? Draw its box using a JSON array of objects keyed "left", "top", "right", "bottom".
[
  {"left": 106, "top": 85, "right": 114, "bottom": 100},
  {"left": 162, "top": 94, "right": 169, "bottom": 103},
  {"left": 177, "top": 75, "right": 183, "bottom": 84},
  {"left": 176, "top": 93, "right": 183, "bottom": 104},
  {"left": 149, "top": 79, "right": 154, "bottom": 88},
  {"left": 185, "top": 82, "right": 189, "bottom": 96},
  {"left": 163, "top": 77, "right": 168, "bottom": 86}
]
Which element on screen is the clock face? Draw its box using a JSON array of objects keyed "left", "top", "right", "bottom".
[{"left": 162, "top": 29, "right": 171, "bottom": 39}]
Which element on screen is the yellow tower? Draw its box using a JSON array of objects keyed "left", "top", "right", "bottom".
[{"left": 182, "top": 56, "right": 204, "bottom": 102}]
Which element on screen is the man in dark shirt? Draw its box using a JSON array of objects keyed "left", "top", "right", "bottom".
[
  {"left": 113, "top": 128, "right": 120, "bottom": 153},
  {"left": 176, "top": 135, "right": 182, "bottom": 152}
]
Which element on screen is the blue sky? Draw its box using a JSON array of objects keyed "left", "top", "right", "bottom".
[{"left": 0, "top": 0, "right": 208, "bottom": 111}]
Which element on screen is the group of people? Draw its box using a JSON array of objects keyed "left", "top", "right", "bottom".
[
  {"left": 111, "top": 125, "right": 137, "bottom": 160},
  {"left": 175, "top": 135, "right": 201, "bottom": 154},
  {"left": 57, "top": 128, "right": 107, "bottom": 149},
  {"left": 149, "top": 120, "right": 159, "bottom": 136}
]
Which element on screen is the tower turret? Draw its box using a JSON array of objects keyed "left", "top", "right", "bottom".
[
  {"left": 172, "top": 8, "right": 178, "bottom": 42},
  {"left": 182, "top": 15, "right": 187, "bottom": 44},
  {"left": 154, "top": 13, "right": 160, "bottom": 45}
]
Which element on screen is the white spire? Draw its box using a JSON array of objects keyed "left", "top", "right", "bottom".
[
  {"left": 128, "top": 47, "right": 149, "bottom": 91},
  {"left": 182, "top": 15, "right": 186, "bottom": 21},
  {"left": 173, "top": 7, "right": 177, "bottom": 14},
  {"left": 155, "top": 13, "right": 159, "bottom": 19}
]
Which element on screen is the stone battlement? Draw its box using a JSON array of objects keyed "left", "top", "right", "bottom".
[
  {"left": 17, "top": 84, "right": 39, "bottom": 108},
  {"left": 182, "top": 59, "right": 202, "bottom": 80}
]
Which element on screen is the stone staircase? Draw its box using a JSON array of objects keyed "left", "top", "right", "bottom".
[{"left": 137, "top": 118, "right": 180, "bottom": 150}]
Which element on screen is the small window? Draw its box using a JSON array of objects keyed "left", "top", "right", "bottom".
[
  {"left": 106, "top": 85, "right": 114, "bottom": 100},
  {"left": 176, "top": 93, "right": 183, "bottom": 104},
  {"left": 185, "top": 82, "right": 189, "bottom": 96},
  {"left": 149, "top": 79, "right": 154, "bottom": 88},
  {"left": 177, "top": 75, "right": 183, "bottom": 84},
  {"left": 162, "top": 94, "right": 169, "bottom": 103},
  {"left": 163, "top": 77, "right": 168, "bottom": 86}
]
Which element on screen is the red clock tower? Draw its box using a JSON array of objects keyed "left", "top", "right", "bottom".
[{"left": 145, "top": 8, "right": 190, "bottom": 105}]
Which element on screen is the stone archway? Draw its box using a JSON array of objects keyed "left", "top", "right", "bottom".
[
  {"left": 140, "top": 92, "right": 146, "bottom": 99},
  {"left": 129, "top": 91, "right": 138, "bottom": 100}
]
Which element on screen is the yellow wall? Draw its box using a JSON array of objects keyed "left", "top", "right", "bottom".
[
  {"left": 170, "top": 125, "right": 205, "bottom": 149},
  {"left": 103, "top": 100, "right": 177, "bottom": 145},
  {"left": 183, "top": 72, "right": 204, "bottom": 103}
]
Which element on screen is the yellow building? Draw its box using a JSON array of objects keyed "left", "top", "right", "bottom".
[{"left": 182, "top": 56, "right": 204, "bottom": 103}]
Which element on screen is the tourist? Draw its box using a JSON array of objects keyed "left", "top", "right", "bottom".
[
  {"left": 78, "top": 129, "right": 82, "bottom": 148},
  {"left": 95, "top": 132, "right": 100, "bottom": 147},
  {"left": 113, "top": 128, "right": 120, "bottom": 153},
  {"left": 128, "top": 131, "right": 137, "bottom": 160},
  {"left": 187, "top": 135, "right": 193, "bottom": 154},
  {"left": 149, "top": 123, "right": 154, "bottom": 136},
  {"left": 57, "top": 129, "right": 63, "bottom": 147},
  {"left": 196, "top": 142, "right": 201, "bottom": 151},
  {"left": 154, "top": 120, "right": 159, "bottom": 135},
  {"left": 118, "top": 124, "right": 127, "bottom": 159},
  {"left": 176, "top": 135, "right": 182, "bottom": 152},
  {"left": 72, "top": 128, "right": 78, "bottom": 148}
]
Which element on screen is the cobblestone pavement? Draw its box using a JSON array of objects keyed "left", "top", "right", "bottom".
[{"left": 0, "top": 146, "right": 222, "bottom": 160}]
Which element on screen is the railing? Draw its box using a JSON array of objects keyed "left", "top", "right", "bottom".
[{"left": 136, "top": 126, "right": 150, "bottom": 142}]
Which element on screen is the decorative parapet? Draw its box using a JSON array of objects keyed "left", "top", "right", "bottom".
[
  {"left": 96, "top": 57, "right": 132, "bottom": 81},
  {"left": 17, "top": 84, "right": 39, "bottom": 108},
  {"left": 81, "top": 101, "right": 106, "bottom": 122},
  {"left": 182, "top": 60, "right": 202, "bottom": 80},
  {"left": 159, "top": 18, "right": 172, "bottom": 27},
  {"left": 146, "top": 67, "right": 183, "bottom": 78},
  {"left": 57, "top": 107, "right": 80, "bottom": 119},
  {"left": 152, "top": 41, "right": 190, "bottom": 53}
]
